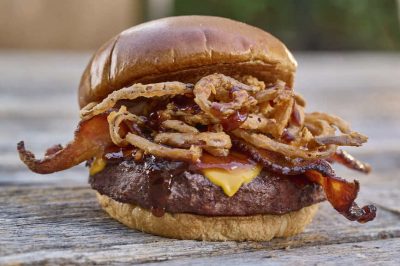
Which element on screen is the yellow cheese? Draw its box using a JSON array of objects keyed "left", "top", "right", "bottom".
[
  {"left": 89, "top": 157, "right": 106, "bottom": 176},
  {"left": 202, "top": 164, "right": 262, "bottom": 197}
]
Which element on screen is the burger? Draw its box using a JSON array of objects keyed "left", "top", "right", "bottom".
[{"left": 18, "top": 16, "right": 376, "bottom": 241}]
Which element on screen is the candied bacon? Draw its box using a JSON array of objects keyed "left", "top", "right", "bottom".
[
  {"left": 17, "top": 114, "right": 113, "bottom": 174},
  {"left": 44, "top": 144, "right": 63, "bottom": 156},
  {"left": 305, "top": 170, "right": 376, "bottom": 223}
]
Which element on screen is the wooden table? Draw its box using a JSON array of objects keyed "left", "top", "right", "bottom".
[{"left": 1, "top": 52, "right": 399, "bottom": 265}]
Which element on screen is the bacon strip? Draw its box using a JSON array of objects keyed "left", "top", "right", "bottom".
[
  {"left": 305, "top": 170, "right": 376, "bottom": 223},
  {"left": 17, "top": 114, "right": 112, "bottom": 174},
  {"left": 331, "top": 149, "right": 372, "bottom": 174},
  {"left": 233, "top": 139, "right": 376, "bottom": 223}
]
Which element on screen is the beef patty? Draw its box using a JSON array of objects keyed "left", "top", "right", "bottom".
[{"left": 89, "top": 155, "right": 325, "bottom": 216}]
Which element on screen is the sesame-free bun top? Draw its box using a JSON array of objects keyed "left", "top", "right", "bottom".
[{"left": 79, "top": 15, "right": 297, "bottom": 108}]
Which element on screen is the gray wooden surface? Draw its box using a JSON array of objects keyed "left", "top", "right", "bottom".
[{"left": 1, "top": 52, "right": 399, "bottom": 265}]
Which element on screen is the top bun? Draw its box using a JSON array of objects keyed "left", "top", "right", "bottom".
[{"left": 78, "top": 15, "right": 297, "bottom": 108}]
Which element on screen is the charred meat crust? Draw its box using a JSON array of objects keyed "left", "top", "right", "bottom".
[{"left": 89, "top": 156, "right": 325, "bottom": 216}]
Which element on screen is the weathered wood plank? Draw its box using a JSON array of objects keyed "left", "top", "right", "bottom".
[
  {"left": 0, "top": 186, "right": 399, "bottom": 265},
  {"left": 2, "top": 238, "right": 400, "bottom": 265},
  {"left": 151, "top": 238, "right": 400, "bottom": 266}
]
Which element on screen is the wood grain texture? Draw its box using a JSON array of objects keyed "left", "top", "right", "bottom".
[
  {"left": 1, "top": 52, "right": 399, "bottom": 265},
  {"left": 0, "top": 186, "right": 399, "bottom": 265}
]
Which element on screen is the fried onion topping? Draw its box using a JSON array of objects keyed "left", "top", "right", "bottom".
[
  {"left": 154, "top": 132, "right": 231, "bottom": 150},
  {"left": 108, "top": 106, "right": 202, "bottom": 162},
  {"left": 125, "top": 133, "right": 202, "bottom": 162},
  {"left": 193, "top": 74, "right": 257, "bottom": 119}
]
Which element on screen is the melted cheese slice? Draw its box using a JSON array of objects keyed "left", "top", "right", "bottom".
[
  {"left": 89, "top": 157, "right": 106, "bottom": 176},
  {"left": 202, "top": 164, "right": 262, "bottom": 197}
]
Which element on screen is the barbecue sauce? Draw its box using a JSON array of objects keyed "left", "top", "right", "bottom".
[
  {"left": 210, "top": 86, "right": 249, "bottom": 131},
  {"left": 171, "top": 95, "right": 200, "bottom": 114},
  {"left": 144, "top": 155, "right": 187, "bottom": 217},
  {"left": 220, "top": 110, "right": 248, "bottom": 132}
]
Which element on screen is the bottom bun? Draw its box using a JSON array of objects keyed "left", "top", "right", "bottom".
[{"left": 96, "top": 193, "right": 318, "bottom": 241}]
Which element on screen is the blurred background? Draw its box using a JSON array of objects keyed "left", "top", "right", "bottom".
[
  {"left": 1, "top": 0, "right": 399, "bottom": 51},
  {"left": 1, "top": 0, "right": 399, "bottom": 186}
]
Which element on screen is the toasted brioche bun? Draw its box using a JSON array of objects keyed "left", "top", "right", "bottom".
[
  {"left": 97, "top": 193, "right": 318, "bottom": 241},
  {"left": 79, "top": 15, "right": 297, "bottom": 108}
]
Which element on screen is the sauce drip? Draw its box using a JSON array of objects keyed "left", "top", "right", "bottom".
[
  {"left": 172, "top": 95, "right": 201, "bottom": 114},
  {"left": 144, "top": 155, "right": 187, "bottom": 217},
  {"left": 147, "top": 99, "right": 170, "bottom": 130},
  {"left": 148, "top": 110, "right": 163, "bottom": 130}
]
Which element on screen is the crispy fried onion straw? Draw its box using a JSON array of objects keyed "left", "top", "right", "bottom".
[
  {"left": 314, "top": 132, "right": 367, "bottom": 147},
  {"left": 125, "top": 134, "right": 201, "bottom": 162},
  {"left": 155, "top": 132, "right": 231, "bottom": 151},
  {"left": 193, "top": 74, "right": 257, "bottom": 118},
  {"left": 161, "top": 120, "right": 199, "bottom": 133},
  {"left": 81, "top": 81, "right": 193, "bottom": 120},
  {"left": 108, "top": 106, "right": 201, "bottom": 162},
  {"left": 155, "top": 120, "right": 232, "bottom": 156},
  {"left": 107, "top": 106, "right": 144, "bottom": 146},
  {"left": 305, "top": 112, "right": 367, "bottom": 147},
  {"left": 232, "top": 129, "right": 336, "bottom": 159},
  {"left": 306, "top": 112, "right": 351, "bottom": 133}
]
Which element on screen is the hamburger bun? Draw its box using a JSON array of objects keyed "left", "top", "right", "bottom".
[
  {"left": 97, "top": 193, "right": 318, "bottom": 241},
  {"left": 79, "top": 15, "right": 297, "bottom": 108}
]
